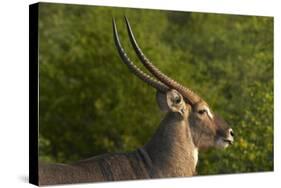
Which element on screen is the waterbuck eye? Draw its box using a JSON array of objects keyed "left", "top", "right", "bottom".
[{"left": 198, "top": 109, "right": 207, "bottom": 115}]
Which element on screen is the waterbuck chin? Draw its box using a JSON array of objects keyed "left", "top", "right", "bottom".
[{"left": 39, "top": 17, "right": 234, "bottom": 185}]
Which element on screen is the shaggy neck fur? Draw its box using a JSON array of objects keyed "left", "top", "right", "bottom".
[{"left": 143, "top": 112, "right": 198, "bottom": 177}]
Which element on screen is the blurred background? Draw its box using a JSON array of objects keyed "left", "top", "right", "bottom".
[{"left": 38, "top": 3, "right": 273, "bottom": 175}]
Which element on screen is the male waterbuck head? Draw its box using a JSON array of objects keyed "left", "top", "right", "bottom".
[{"left": 113, "top": 17, "right": 234, "bottom": 151}]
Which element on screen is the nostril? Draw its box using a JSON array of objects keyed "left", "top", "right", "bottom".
[{"left": 230, "top": 129, "right": 234, "bottom": 137}]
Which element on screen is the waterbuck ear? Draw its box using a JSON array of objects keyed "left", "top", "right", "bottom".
[{"left": 156, "top": 89, "right": 186, "bottom": 115}]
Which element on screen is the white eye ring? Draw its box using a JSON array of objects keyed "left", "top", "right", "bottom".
[
  {"left": 198, "top": 108, "right": 214, "bottom": 119},
  {"left": 206, "top": 108, "right": 214, "bottom": 119}
]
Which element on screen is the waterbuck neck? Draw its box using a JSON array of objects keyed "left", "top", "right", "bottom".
[{"left": 143, "top": 112, "right": 198, "bottom": 177}]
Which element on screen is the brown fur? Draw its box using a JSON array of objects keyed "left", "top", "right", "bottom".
[{"left": 39, "top": 90, "right": 233, "bottom": 185}]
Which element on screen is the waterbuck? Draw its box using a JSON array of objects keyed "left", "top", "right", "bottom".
[{"left": 39, "top": 17, "right": 234, "bottom": 185}]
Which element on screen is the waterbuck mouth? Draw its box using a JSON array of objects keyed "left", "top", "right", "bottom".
[{"left": 223, "top": 139, "right": 233, "bottom": 145}]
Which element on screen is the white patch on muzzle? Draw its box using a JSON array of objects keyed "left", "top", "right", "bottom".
[{"left": 216, "top": 138, "right": 230, "bottom": 149}]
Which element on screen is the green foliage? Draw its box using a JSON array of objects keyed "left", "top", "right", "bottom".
[{"left": 38, "top": 3, "right": 273, "bottom": 174}]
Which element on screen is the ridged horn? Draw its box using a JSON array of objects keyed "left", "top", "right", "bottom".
[
  {"left": 113, "top": 18, "right": 169, "bottom": 93},
  {"left": 124, "top": 16, "right": 202, "bottom": 105}
]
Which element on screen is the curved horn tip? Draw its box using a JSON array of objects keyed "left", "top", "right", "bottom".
[
  {"left": 124, "top": 15, "right": 129, "bottom": 22},
  {"left": 112, "top": 18, "right": 119, "bottom": 40},
  {"left": 124, "top": 16, "right": 132, "bottom": 30},
  {"left": 112, "top": 18, "right": 116, "bottom": 27}
]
